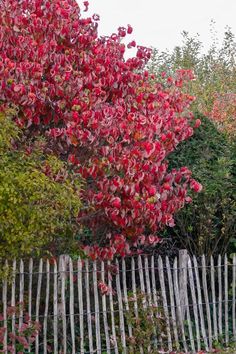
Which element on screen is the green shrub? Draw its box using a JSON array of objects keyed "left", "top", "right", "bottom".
[
  {"left": 163, "top": 114, "right": 236, "bottom": 257},
  {"left": 0, "top": 111, "right": 82, "bottom": 259},
  {"left": 147, "top": 27, "right": 236, "bottom": 256}
]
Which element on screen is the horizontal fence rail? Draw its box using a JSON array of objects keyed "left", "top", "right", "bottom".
[{"left": 1, "top": 252, "right": 236, "bottom": 353}]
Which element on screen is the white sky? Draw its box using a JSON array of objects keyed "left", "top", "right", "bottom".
[{"left": 85, "top": 0, "right": 236, "bottom": 54}]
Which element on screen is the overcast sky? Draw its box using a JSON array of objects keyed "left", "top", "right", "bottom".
[{"left": 85, "top": 0, "right": 236, "bottom": 54}]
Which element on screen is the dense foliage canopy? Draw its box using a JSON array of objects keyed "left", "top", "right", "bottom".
[
  {"left": 165, "top": 114, "right": 236, "bottom": 257},
  {"left": 148, "top": 30, "right": 236, "bottom": 256},
  {"left": 0, "top": 110, "right": 82, "bottom": 259},
  {"left": 0, "top": 0, "right": 202, "bottom": 259}
]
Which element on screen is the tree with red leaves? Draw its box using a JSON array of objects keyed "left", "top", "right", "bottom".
[{"left": 0, "top": 0, "right": 202, "bottom": 259}]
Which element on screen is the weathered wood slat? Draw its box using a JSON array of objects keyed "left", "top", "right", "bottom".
[
  {"left": 85, "top": 259, "right": 93, "bottom": 353},
  {"left": 93, "top": 260, "right": 101, "bottom": 352},
  {"left": 2, "top": 262, "right": 7, "bottom": 354},
  {"left": 166, "top": 256, "right": 179, "bottom": 350},
  {"left": 138, "top": 256, "right": 151, "bottom": 354},
  {"left": 144, "top": 255, "right": 157, "bottom": 351},
  {"left": 188, "top": 257, "right": 201, "bottom": 352},
  {"left": 122, "top": 258, "right": 132, "bottom": 341},
  {"left": 138, "top": 255, "right": 147, "bottom": 308},
  {"left": 151, "top": 255, "right": 158, "bottom": 307},
  {"left": 69, "top": 258, "right": 75, "bottom": 354},
  {"left": 218, "top": 255, "right": 223, "bottom": 336},
  {"left": 131, "top": 257, "right": 144, "bottom": 354},
  {"left": 131, "top": 257, "right": 138, "bottom": 318},
  {"left": 151, "top": 255, "right": 163, "bottom": 351},
  {"left": 11, "top": 260, "right": 16, "bottom": 354},
  {"left": 43, "top": 260, "right": 50, "bottom": 354},
  {"left": 19, "top": 259, "right": 24, "bottom": 328},
  {"left": 158, "top": 256, "right": 172, "bottom": 352},
  {"left": 233, "top": 255, "right": 236, "bottom": 341},
  {"left": 224, "top": 255, "right": 229, "bottom": 345},
  {"left": 202, "top": 255, "right": 212, "bottom": 349},
  {"left": 59, "top": 256, "right": 67, "bottom": 354},
  {"left": 193, "top": 256, "right": 209, "bottom": 351},
  {"left": 173, "top": 257, "right": 188, "bottom": 353},
  {"left": 28, "top": 258, "right": 33, "bottom": 322},
  {"left": 53, "top": 259, "right": 58, "bottom": 354},
  {"left": 179, "top": 250, "right": 188, "bottom": 320},
  {"left": 35, "top": 259, "right": 43, "bottom": 354},
  {"left": 179, "top": 251, "right": 195, "bottom": 352},
  {"left": 144, "top": 256, "right": 152, "bottom": 306},
  {"left": 211, "top": 256, "right": 218, "bottom": 341},
  {"left": 185, "top": 286, "right": 196, "bottom": 353},
  {"left": 78, "top": 258, "right": 84, "bottom": 354},
  {"left": 116, "top": 259, "right": 127, "bottom": 353},
  {"left": 107, "top": 260, "right": 119, "bottom": 354},
  {"left": 101, "top": 261, "right": 111, "bottom": 353}
]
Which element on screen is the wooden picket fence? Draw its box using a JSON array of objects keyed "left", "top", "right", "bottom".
[{"left": 1, "top": 252, "right": 236, "bottom": 353}]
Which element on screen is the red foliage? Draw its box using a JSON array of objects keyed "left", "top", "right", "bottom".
[
  {"left": 210, "top": 93, "right": 236, "bottom": 138},
  {"left": 0, "top": 0, "right": 201, "bottom": 259},
  {"left": 98, "top": 281, "right": 111, "bottom": 295},
  {"left": 0, "top": 304, "right": 41, "bottom": 353}
]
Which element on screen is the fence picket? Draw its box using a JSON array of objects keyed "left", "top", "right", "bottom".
[
  {"left": 218, "top": 255, "right": 223, "bottom": 336},
  {"left": 211, "top": 256, "right": 218, "bottom": 341},
  {"left": 85, "top": 259, "right": 93, "bottom": 353},
  {"left": 77, "top": 258, "right": 84, "bottom": 354},
  {"left": 186, "top": 284, "right": 196, "bottom": 353},
  {"left": 116, "top": 259, "right": 127, "bottom": 354},
  {"left": 58, "top": 255, "right": 67, "bottom": 354},
  {"left": 187, "top": 257, "right": 201, "bottom": 351},
  {"left": 19, "top": 259, "right": 24, "bottom": 328},
  {"left": 224, "top": 254, "right": 229, "bottom": 345},
  {"left": 144, "top": 255, "right": 158, "bottom": 351},
  {"left": 202, "top": 255, "right": 212, "bottom": 349},
  {"left": 158, "top": 256, "right": 172, "bottom": 352},
  {"left": 233, "top": 255, "right": 236, "bottom": 341},
  {"left": 28, "top": 258, "right": 33, "bottom": 323},
  {"left": 138, "top": 255, "right": 147, "bottom": 308},
  {"left": 35, "top": 259, "right": 43, "bottom": 354},
  {"left": 179, "top": 250, "right": 188, "bottom": 320},
  {"left": 166, "top": 256, "right": 179, "bottom": 350},
  {"left": 179, "top": 252, "right": 196, "bottom": 352},
  {"left": 193, "top": 255, "right": 209, "bottom": 351},
  {"left": 69, "top": 258, "right": 75, "bottom": 354},
  {"left": 2, "top": 262, "right": 7, "bottom": 354},
  {"left": 93, "top": 260, "right": 101, "bottom": 352},
  {"left": 151, "top": 255, "right": 164, "bottom": 350},
  {"left": 151, "top": 255, "right": 157, "bottom": 307},
  {"left": 107, "top": 260, "right": 118, "bottom": 354},
  {"left": 131, "top": 257, "right": 138, "bottom": 318},
  {"left": 173, "top": 257, "right": 188, "bottom": 353},
  {"left": 53, "top": 259, "right": 58, "bottom": 354},
  {"left": 43, "top": 260, "right": 50, "bottom": 354},
  {"left": 144, "top": 256, "right": 152, "bottom": 306},
  {"left": 131, "top": 257, "right": 144, "bottom": 354},
  {"left": 122, "top": 258, "right": 132, "bottom": 339},
  {"left": 10, "top": 260, "right": 16, "bottom": 354},
  {"left": 101, "top": 261, "right": 111, "bottom": 353}
]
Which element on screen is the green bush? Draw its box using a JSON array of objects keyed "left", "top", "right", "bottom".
[
  {"left": 0, "top": 111, "right": 82, "bottom": 259},
  {"left": 147, "top": 27, "right": 236, "bottom": 256},
  {"left": 163, "top": 114, "right": 236, "bottom": 257}
]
